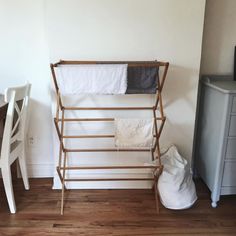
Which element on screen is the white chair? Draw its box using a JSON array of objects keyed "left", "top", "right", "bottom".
[{"left": 0, "top": 83, "right": 31, "bottom": 213}]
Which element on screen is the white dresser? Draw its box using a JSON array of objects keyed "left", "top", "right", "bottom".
[{"left": 195, "top": 75, "right": 236, "bottom": 207}]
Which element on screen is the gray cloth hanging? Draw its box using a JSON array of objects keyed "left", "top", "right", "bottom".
[{"left": 126, "top": 66, "right": 159, "bottom": 94}]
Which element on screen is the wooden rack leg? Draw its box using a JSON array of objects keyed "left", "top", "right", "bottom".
[
  {"left": 151, "top": 150, "right": 155, "bottom": 161},
  {"left": 156, "top": 142, "right": 161, "bottom": 166},
  {"left": 155, "top": 165, "right": 164, "bottom": 213},
  {"left": 59, "top": 109, "right": 65, "bottom": 169},
  {"left": 61, "top": 152, "right": 67, "bottom": 215},
  {"left": 58, "top": 145, "right": 63, "bottom": 171},
  {"left": 154, "top": 176, "right": 159, "bottom": 213}
]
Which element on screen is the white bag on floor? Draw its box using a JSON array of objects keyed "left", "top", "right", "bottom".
[{"left": 158, "top": 145, "right": 197, "bottom": 210}]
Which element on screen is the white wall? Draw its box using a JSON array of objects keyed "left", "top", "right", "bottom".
[
  {"left": 0, "top": 0, "right": 54, "bottom": 177},
  {"left": 201, "top": 0, "right": 236, "bottom": 74},
  {"left": 45, "top": 0, "right": 206, "bottom": 188},
  {"left": 46, "top": 0, "right": 205, "bottom": 159},
  {"left": 0, "top": 0, "right": 206, "bottom": 182}
]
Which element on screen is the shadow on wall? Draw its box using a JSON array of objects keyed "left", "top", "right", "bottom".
[
  {"left": 160, "top": 64, "right": 199, "bottom": 161},
  {"left": 163, "top": 65, "right": 199, "bottom": 111},
  {"left": 27, "top": 98, "right": 53, "bottom": 164},
  {"left": 201, "top": 0, "right": 235, "bottom": 74}
]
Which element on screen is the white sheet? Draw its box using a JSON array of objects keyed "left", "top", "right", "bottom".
[
  {"left": 55, "top": 64, "right": 128, "bottom": 95},
  {"left": 114, "top": 118, "right": 154, "bottom": 148}
]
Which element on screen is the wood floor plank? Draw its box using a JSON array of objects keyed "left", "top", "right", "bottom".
[{"left": 0, "top": 178, "right": 236, "bottom": 235}]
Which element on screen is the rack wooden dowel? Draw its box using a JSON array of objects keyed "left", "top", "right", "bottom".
[
  {"left": 64, "top": 106, "right": 153, "bottom": 111},
  {"left": 58, "top": 165, "right": 161, "bottom": 170},
  {"left": 57, "top": 117, "right": 164, "bottom": 122},
  {"left": 65, "top": 148, "right": 154, "bottom": 152},
  {"left": 63, "top": 134, "right": 115, "bottom": 139},
  {"left": 64, "top": 178, "right": 156, "bottom": 182},
  {"left": 62, "top": 134, "right": 159, "bottom": 139}
]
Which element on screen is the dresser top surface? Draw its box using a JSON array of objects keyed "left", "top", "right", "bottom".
[{"left": 202, "top": 75, "right": 236, "bottom": 94}]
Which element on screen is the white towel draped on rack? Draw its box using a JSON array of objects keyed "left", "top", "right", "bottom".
[
  {"left": 55, "top": 64, "right": 128, "bottom": 95},
  {"left": 114, "top": 118, "right": 154, "bottom": 148}
]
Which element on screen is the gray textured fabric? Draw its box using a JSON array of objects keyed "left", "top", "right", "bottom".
[{"left": 126, "top": 66, "right": 159, "bottom": 94}]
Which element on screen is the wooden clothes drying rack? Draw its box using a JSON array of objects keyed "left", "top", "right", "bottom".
[{"left": 50, "top": 60, "right": 169, "bottom": 215}]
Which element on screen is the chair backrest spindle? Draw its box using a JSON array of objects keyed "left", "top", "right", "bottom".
[{"left": 0, "top": 83, "right": 31, "bottom": 163}]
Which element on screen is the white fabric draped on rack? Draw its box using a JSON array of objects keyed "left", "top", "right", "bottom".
[
  {"left": 55, "top": 64, "right": 128, "bottom": 95},
  {"left": 114, "top": 118, "right": 154, "bottom": 148}
]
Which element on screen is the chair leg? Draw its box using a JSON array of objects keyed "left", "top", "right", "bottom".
[
  {"left": 2, "top": 165, "right": 16, "bottom": 214},
  {"left": 18, "top": 145, "right": 29, "bottom": 190}
]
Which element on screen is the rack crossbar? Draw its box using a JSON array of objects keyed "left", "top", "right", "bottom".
[
  {"left": 62, "top": 134, "right": 158, "bottom": 139},
  {"left": 54, "top": 60, "right": 169, "bottom": 67},
  {"left": 57, "top": 117, "right": 164, "bottom": 122},
  {"left": 63, "top": 135, "right": 115, "bottom": 139},
  {"left": 57, "top": 165, "right": 161, "bottom": 170},
  {"left": 65, "top": 148, "right": 153, "bottom": 152},
  {"left": 64, "top": 106, "right": 153, "bottom": 111},
  {"left": 64, "top": 178, "right": 155, "bottom": 182}
]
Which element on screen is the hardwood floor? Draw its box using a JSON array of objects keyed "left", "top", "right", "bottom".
[{"left": 0, "top": 179, "right": 236, "bottom": 236}]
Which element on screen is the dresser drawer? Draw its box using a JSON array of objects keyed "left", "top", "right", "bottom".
[
  {"left": 229, "top": 116, "right": 236, "bottom": 136},
  {"left": 222, "top": 161, "right": 236, "bottom": 187},
  {"left": 226, "top": 139, "right": 236, "bottom": 159},
  {"left": 232, "top": 96, "right": 236, "bottom": 113}
]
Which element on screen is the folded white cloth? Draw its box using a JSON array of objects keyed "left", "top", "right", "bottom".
[
  {"left": 55, "top": 64, "right": 128, "bottom": 95},
  {"left": 114, "top": 118, "right": 154, "bottom": 148}
]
